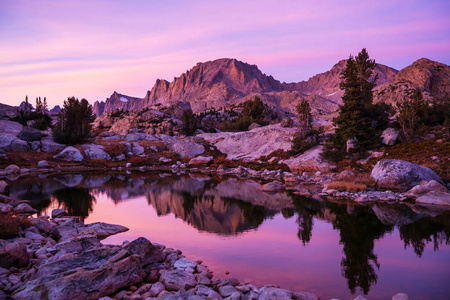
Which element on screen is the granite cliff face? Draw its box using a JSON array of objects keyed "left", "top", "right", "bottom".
[{"left": 92, "top": 57, "right": 448, "bottom": 117}]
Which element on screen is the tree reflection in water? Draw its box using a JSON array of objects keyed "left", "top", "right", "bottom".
[
  {"left": 328, "top": 203, "right": 393, "bottom": 295},
  {"left": 399, "top": 211, "right": 450, "bottom": 257},
  {"left": 6, "top": 174, "right": 450, "bottom": 296},
  {"left": 291, "top": 194, "right": 324, "bottom": 245},
  {"left": 52, "top": 188, "right": 96, "bottom": 221}
]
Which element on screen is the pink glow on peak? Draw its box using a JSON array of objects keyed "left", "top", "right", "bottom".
[{"left": 1, "top": 0, "right": 449, "bottom": 108}]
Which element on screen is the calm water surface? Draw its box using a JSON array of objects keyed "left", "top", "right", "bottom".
[{"left": 7, "top": 172, "right": 450, "bottom": 300}]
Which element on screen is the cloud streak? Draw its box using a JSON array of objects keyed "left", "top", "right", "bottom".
[{"left": 1, "top": 0, "right": 449, "bottom": 107}]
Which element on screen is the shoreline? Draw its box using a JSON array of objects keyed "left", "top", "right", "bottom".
[{"left": 0, "top": 198, "right": 413, "bottom": 300}]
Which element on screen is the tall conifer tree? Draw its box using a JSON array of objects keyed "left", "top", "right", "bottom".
[{"left": 331, "top": 48, "right": 382, "bottom": 151}]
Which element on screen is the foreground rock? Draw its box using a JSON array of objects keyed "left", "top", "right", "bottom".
[{"left": 371, "top": 159, "right": 443, "bottom": 191}]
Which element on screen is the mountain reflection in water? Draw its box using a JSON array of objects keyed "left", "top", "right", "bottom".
[{"left": 7, "top": 172, "right": 450, "bottom": 299}]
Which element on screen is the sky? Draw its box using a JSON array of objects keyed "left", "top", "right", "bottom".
[{"left": 1, "top": 0, "right": 449, "bottom": 108}]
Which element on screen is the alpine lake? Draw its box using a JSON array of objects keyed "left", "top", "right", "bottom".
[{"left": 7, "top": 171, "right": 450, "bottom": 300}]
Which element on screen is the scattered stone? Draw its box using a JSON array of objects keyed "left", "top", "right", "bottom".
[
  {"left": 54, "top": 146, "right": 84, "bottom": 162},
  {"left": 218, "top": 285, "right": 239, "bottom": 297},
  {"left": 415, "top": 191, "right": 450, "bottom": 206},
  {"left": 51, "top": 208, "right": 69, "bottom": 219},
  {"left": 160, "top": 269, "right": 197, "bottom": 291},
  {"left": 174, "top": 258, "right": 197, "bottom": 273},
  {"left": 14, "top": 203, "right": 38, "bottom": 214},
  {"left": 159, "top": 157, "right": 172, "bottom": 163},
  {"left": 132, "top": 142, "right": 145, "bottom": 155},
  {"left": 392, "top": 293, "right": 409, "bottom": 300},
  {"left": 248, "top": 123, "right": 262, "bottom": 130},
  {"left": 38, "top": 160, "right": 49, "bottom": 167},
  {"left": 167, "top": 140, "right": 205, "bottom": 158},
  {"left": 126, "top": 162, "right": 132, "bottom": 168},
  {"left": 10, "top": 138, "right": 29, "bottom": 152},
  {"left": 0, "top": 241, "right": 29, "bottom": 269},
  {"left": 83, "top": 144, "right": 111, "bottom": 160},
  {"left": 338, "top": 170, "right": 355, "bottom": 180},
  {"left": 280, "top": 117, "right": 293, "bottom": 128},
  {"left": 188, "top": 156, "right": 213, "bottom": 166},
  {"left": 405, "top": 180, "right": 447, "bottom": 198},
  {"left": 346, "top": 138, "right": 357, "bottom": 153},
  {"left": 0, "top": 180, "right": 9, "bottom": 196},
  {"left": 258, "top": 181, "right": 284, "bottom": 192},
  {"left": 382, "top": 128, "right": 399, "bottom": 146},
  {"left": 40, "top": 138, "right": 65, "bottom": 152},
  {"left": 5, "top": 165, "right": 20, "bottom": 175},
  {"left": 19, "top": 126, "right": 42, "bottom": 141},
  {"left": 259, "top": 287, "right": 292, "bottom": 300}
]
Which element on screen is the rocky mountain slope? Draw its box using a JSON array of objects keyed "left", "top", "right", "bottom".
[
  {"left": 374, "top": 58, "right": 450, "bottom": 107},
  {"left": 92, "top": 57, "right": 448, "bottom": 117}
]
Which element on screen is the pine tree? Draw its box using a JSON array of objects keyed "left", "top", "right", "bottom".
[
  {"left": 24, "top": 95, "right": 29, "bottom": 116},
  {"left": 330, "top": 49, "right": 383, "bottom": 151},
  {"left": 297, "top": 99, "right": 312, "bottom": 136},
  {"left": 397, "top": 89, "right": 430, "bottom": 142},
  {"left": 43, "top": 97, "right": 48, "bottom": 115},
  {"left": 53, "top": 97, "right": 95, "bottom": 144}
]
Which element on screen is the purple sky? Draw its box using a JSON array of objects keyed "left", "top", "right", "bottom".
[{"left": 1, "top": 0, "right": 449, "bottom": 108}]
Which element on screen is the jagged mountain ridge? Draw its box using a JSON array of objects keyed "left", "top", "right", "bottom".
[{"left": 93, "top": 57, "right": 448, "bottom": 117}]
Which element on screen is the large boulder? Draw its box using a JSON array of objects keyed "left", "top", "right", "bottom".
[
  {"left": 281, "top": 145, "right": 335, "bottom": 172},
  {"left": 381, "top": 128, "right": 399, "bottom": 146},
  {"left": 41, "top": 137, "right": 65, "bottom": 152},
  {"left": 199, "top": 124, "right": 296, "bottom": 161},
  {"left": 12, "top": 253, "right": 144, "bottom": 300},
  {"left": 53, "top": 146, "right": 84, "bottom": 162},
  {"left": 371, "top": 159, "right": 443, "bottom": 191},
  {"left": 0, "top": 120, "right": 23, "bottom": 151},
  {"left": 10, "top": 138, "right": 29, "bottom": 152},
  {"left": 19, "top": 126, "right": 42, "bottom": 141},
  {"left": 0, "top": 240, "right": 29, "bottom": 269},
  {"left": 167, "top": 140, "right": 205, "bottom": 158},
  {"left": 83, "top": 144, "right": 111, "bottom": 160}
]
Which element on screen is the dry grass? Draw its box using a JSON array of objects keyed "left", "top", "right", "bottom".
[
  {"left": 327, "top": 181, "right": 368, "bottom": 192},
  {"left": 104, "top": 143, "right": 128, "bottom": 157},
  {"left": 327, "top": 173, "right": 375, "bottom": 192}
]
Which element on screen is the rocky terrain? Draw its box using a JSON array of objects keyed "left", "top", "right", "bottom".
[
  {"left": 373, "top": 58, "right": 450, "bottom": 108},
  {"left": 93, "top": 57, "right": 399, "bottom": 117}
]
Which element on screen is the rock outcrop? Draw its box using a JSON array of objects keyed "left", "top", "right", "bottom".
[
  {"left": 374, "top": 58, "right": 450, "bottom": 108},
  {"left": 371, "top": 159, "right": 443, "bottom": 191}
]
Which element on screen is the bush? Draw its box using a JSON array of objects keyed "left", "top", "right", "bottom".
[
  {"left": 104, "top": 143, "right": 128, "bottom": 157},
  {"left": 31, "top": 117, "right": 50, "bottom": 130},
  {"left": 128, "top": 156, "right": 148, "bottom": 166},
  {"left": 321, "top": 148, "right": 348, "bottom": 163},
  {"left": 220, "top": 96, "right": 268, "bottom": 132}
]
